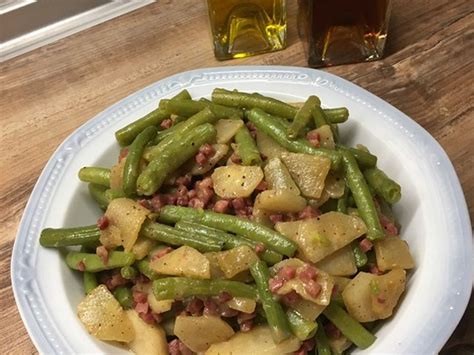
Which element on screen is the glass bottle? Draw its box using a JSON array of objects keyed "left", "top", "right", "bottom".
[
  {"left": 207, "top": 0, "right": 287, "bottom": 60},
  {"left": 298, "top": 0, "right": 392, "bottom": 67}
]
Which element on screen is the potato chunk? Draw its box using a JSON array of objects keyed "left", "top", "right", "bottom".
[
  {"left": 150, "top": 246, "right": 210, "bottom": 279},
  {"left": 281, "top": 152, "right": 331, "bottom": 199},
  {"left": 100, "top": 198, "right": 150, "bottom": 251},
  {"left": 226, "top": 297, "right": 257, "bottom": 314},
  {"left": 77, "top": 285, "right": 134, "bottom": 342},
  {"left": 212, "top": 165, "right": 264, "bottom": 198},
  {"left": 374, "top": 236, "right": 415, "bottom": 271},
  {"left": 316, "top": 245, "right": 357, "bottom": 276},
  {"left": 264, "top": 158, "right": 300, "bottom": 195},
  {"left": 109, "top": 158, "right": 126, "bottom": 190},
  {"left": 216, "top": 245, "right": 258, "bottom": 278},
  {"left": 256, "top": 130, "right": 288, "bottom": 160},
  {"left": 342, "top": 269, "right": 406, "bottom": 322},
  {"left": 175, "top": 315, "right": 235, "bottom": 352},
  {"left": 215, "top": 119, "right": 244, "bottom": 143},
  {"left": 296, "top": 212, "right": 367, "bottom": 263},
  {"left": 205, "top": 325, "right": 300, "bottom": 355},
  {"left": 255, "top": 189, "right": 307, "bottom": 213},
  {"left": 127, "top": 310, "right": 168, "bottom": 355}
]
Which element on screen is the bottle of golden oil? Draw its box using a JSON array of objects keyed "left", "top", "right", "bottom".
[
  {"left": 298, "top": 0, "right": 391, "bottom": 67},
  {"left": 207, "top": 0, "right": 287, "bottom": 60}
]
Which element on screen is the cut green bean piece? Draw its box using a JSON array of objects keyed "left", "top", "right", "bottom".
[
  {"left": 83, "top": 271, "right": 98, "bottom": 294},
  {"left": 122, "top": 126, "right": 157, "bottom": 196},
  {"left": 152, "top": 277, "right": 257, "bottom": 300},
  {"left": 247, "top": 108, "right": 341, "bottom": 170},
  {"left": 323, "top": 107, "right": 349, "bottom": 124},
  {"left": 113, "top": 286, "right": 133, "bottom": 309},
  {"left": 235, "top": 126, "right": 262, "bottom": 166},
  {"left": 88, "top": 183, "right": 109, "bottom": 210},
  {"left": 341, "top": 150, "right": 384, "bottom": 240},
  {"left": 287, "top": 96, "right": 320, "bottom": 138},
  {"left": 78, "top": 167, "right": 110, "bottom": 187},
  {"left": 105, "top": 188, "right": 127, "bottom": 201},
  {"left": 40, "top": 225, "right": 100, "bottom": 248},
  {"left": 212, "top": 88, "right": 297, "bottom": 119},
  {"left": 312, "top": 105, "right": 329, "bottom": 129},
  {"left": 136, "top": 259, "right": 160, "bottom": 280},
  {"left": 66, "top": 251, "right": 135, "bottom": 272},
  {"left": 121, "top": 265, "right": 138, "bottom": 280},
  {"left": 364, "top": 167, "right": 401, "bottom": 204},
  {"left": 337, "top": 187, "right": 349, "bottom": 214},
  {"left": 159, "top": 206, "right": 296, "bottom": 257},
  {"left": 164, "top": 99, "right": 243, "bottom": 119},
  {"left": 337, "top": 145, "right": 377, "bottom": 168},
  {"left": 174, "top": 221, "right": 283, "bottom": 264},
  {"left": 352, "top": 242, "right": 368, "bottom": 268},
  {"left": 250, "top": 260, "right": 292, "bottom": 343},
  {"left": 141, "top": 221, "right": 224, "bottom": 252},
  {"left": 323, "top": 303, "right": 376, "bottom": 349},
  {"left": 315, "top": 319, "right": 332, "bottom": 355},
  {"left": 137, "top": 123, "right": 216, "bottom": 195},
  {"left": 287, "top": 309, "right": 318, "bottom": 340}
]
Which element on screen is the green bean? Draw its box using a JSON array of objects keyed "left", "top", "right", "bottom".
[
  {"left": 159, "top": 206, "right": 296, "bottom": 257},
  {"left": 323, "top": 107, "right": 349, "bottom": 124},
  {"left": 141, "top": 220, "right": 224, "bottom": 252},
  {"left": 163, "top": 99, "right": 243, "bottom": 120},
  {"left": 120, "top": 265, "right": 138, "bottom": 280},
  {"left": 235, "top": 126, "right": 262, "bottom": 166},
  {"left": 40, "top": 225, "right": 100, "bottom": 248},
  {"left": 247, "top": 108, "right": 341, "bottom": 169},
  {"left": 114, "top": 90, "right": 190, "bottom": 146},
  {"left": 287, "top": 96, "right": 320, "bottom": 139},
  {"left": 137, "top": 123, "right": 217, "bottom": 195},
  {"left": 113, "top": 286, "right": 133, "bottom": 309},
  {"left": 337, "top": 145, "right": 377, "bottom": 168},
  {"left": 315, "top": 319, "right": 332, "bottom": 355},
  {"left": 136, "top": 259, "right": 160, "bottom": 280},
  {"left": 363, "top": 167, "right": 401, "bottom": 204},
  {"left": 66, "top": 251, "right": 135, "bottom": 272},
  {"left": 83, "top": 271, "right": 98, "bottom": 294},
  {"left": 212, "top": 88, "right": 297, "bottom": 119},
  {"left": 104, "top": 188, "right": 127, "bottom": 201},
  {"left": 322, "top": 303, "right": 376, "bottom": 349},
  {"left": 312, "top": 105, "right": 329, "bottom": 129},
  {"left": 174, "top": 221, "right": 283, "bottom": 264},
  {"left": 287, "top": 309, "right": 317, "bottom": 340},
  {"left": 152, "top": 277, "right": 256, "bottom": 300},
  {"left": 150, "top": 122, "right": 183, "bottom": 146},
  {"left": 341, "top": 150, "right": 384, "bottom": 240},
  {"left": 122, "top": 126, "right": 157, "bottom": 196},
  {"left": 145, "top": 107, "right": 217, "bottom": 162},
  {"left": 250, "top": 260, "right": 292, "bottom": 343},
  {"left": 352, "top": 242, "right": 368, "bottom": 268},
  {"left": 336, "top": 186, "right": 348, "bottom": 214},
  {"left": 88, "top": 183, "right": 109, "bottom": 210},
  {"left": 78, "top": 167, "right": 110, "bottom": 187}
]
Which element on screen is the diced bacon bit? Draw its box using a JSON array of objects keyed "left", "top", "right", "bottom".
[
  {"left": 187, "top": 189, "right": 197, "bottom": 199},
  {"left": 195, "top": 152, "right": 208, "bottom": 165},
  {"left": 188, "top": 197, "right": 205, "bottom": 209},
  {"left": 255, "top": 180, "right": 268, "bottom": 191},
  {"left": 151, "top": 312, "right": 163, "bottom": 324},
  {"left": 325, "top": 322, "right": 341, "bottom": 339},
  {"left": 164, "top": 194, "right": 178, "bottom": 205},
  {"left": 240, "top": 320, "right": 254, "bottom": 332},
  {"left": 185, "top": 297, "right": 204, "bottom": 316},
  {"left": 168, "top": 338, "right": 193, "bottom": 355},
  {"left": 96, "top": 245, "right": 109, "bottom": 265},
  {"left": 203, "top": 298, "right": 219, "bottom": 316},
  {"left": 297, "top": 206, "right": 321, "bottom": 220},
  {"left": 172, "top": 300, "right": 185, "bottom": 313},
  {"left": 195, "top": 177, "right": 214, "bottom": 205},
  {"left": 160, "top": 118, "right": 173, "bottom": 129},
  {"left": 139, "top": 311, "right": 155, "bottom": 325},
  {"left": 359, "top": 238, "right": 374, "bottom": 253},
  {"left": 254, "top": 243, "right": 266, "bottom": 254},
  {"left": 178, "top": 340, "right": 193, "bottom": 355},
  {"left": 269, "top": 214, "right": 284, "bottom": 224},
  {"left": 331, "top": 284, "right": 339, "bottom": 298},
  {"left": 218, "top": 292, "right": 233, "bottom": 303},
  {"left": 369, "top": 264, "right": 383, "bottom": 275},
  {"left": 151, "top": 246, "right": 173, "bottom": 261},
  {"left": 281, "top": 290, "right": 300, "bottom": 306},
  {"left": 298, "top": 264, "right": 318, "bottom": 283},
  {"left": 380, "top": 214, "right": 399, "bottom": 236},
  {"left": 231, "top": 197, "right": 246, "bottom": 210},
  {"left": 230, "top": 152, "right": 242, "bottom": 164},
  {"left": 119, "top": 147, "right": 129, "bottom": 162},
  {"left": 150, "top": 194, "right": 164, "bottom": 212},
  {"left": 102, "top": 271, "right": 129, "bottom": 291},
  {"left": 268, "top": 277, "right": 285, "bottom": 293},
  {"left": 294, "top": 338, "right": 316, "bottom": 355},
  {"left": 134, "top": 273, "right": 150, "bottom": 285},
  {"left": 235, "top": 205, "right": 253, "bottom": 219},
  {"left": 176, "top": 174, "right": 192, "bottom": 187},
  {"left": 138, "top": 198, "right": 151, "bottom": 209},
  {"left": 199, "top": 143, "right": 215, "bottom": 156},
  {"left": 304, "top": 279, "right": 322, "bottom": 298},
  {"left": 246, "top": 121, "right": 257, "bottom": 132},
  {"left": 213, "top": 199, "right": 230, "bottom": 213},
  {"left": 306, "top": 131, "right": 321, "bottom": 148},
  {"left": 77, "top": 260, "right": 86, "bottom": 272},
  {"left": 219, "top": 303, "right": 239, "bottom": 318},
  {"left": 133, "top": 290, "right": 148, "bottom": 304},
  {"left": 176, "top": 195, "right": 189, "bottom": 206},
  {"left": 96, "top": 215, "right": 109, "bottom": 230},
  {"left": 278, "top": 265, "right": 297, "bottom": 281},
  {"left": 135, "top": 301, "right": 149, "bottom": 315},
  {"left": 177, "top": 185, "right": 189, "bottom": 197}
]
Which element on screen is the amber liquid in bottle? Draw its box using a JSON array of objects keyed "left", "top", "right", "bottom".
[
  {"left": 207, "top": 0, "right": 287, "bottom": 60},
  {"left": 299, "top": 0, "right": 391, "bottom": 67}
]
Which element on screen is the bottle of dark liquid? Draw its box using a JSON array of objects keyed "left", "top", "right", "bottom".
[{"left": 298, "top": 0, "right": 392, "bottom": 67}]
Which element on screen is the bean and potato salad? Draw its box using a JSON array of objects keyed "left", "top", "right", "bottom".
[{"left": 40, "top": 88, "right": 415, "bottom": 355}]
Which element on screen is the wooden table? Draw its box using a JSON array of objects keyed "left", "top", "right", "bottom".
[{"left": 1, "top": 0, "right": 472, "bottom": 353}]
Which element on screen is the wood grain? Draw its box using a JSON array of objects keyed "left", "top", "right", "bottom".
[{"left": 1, "top": 0, "right": 472, "bottom": 353}]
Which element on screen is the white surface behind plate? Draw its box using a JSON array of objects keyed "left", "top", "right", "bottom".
[{"left": 11, "top": 66, "right": 472, "bottom": 354}]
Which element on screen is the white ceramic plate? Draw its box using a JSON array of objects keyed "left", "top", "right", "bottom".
[{"left": 11, "top": 66, "right": 472, "bottom": 354}]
